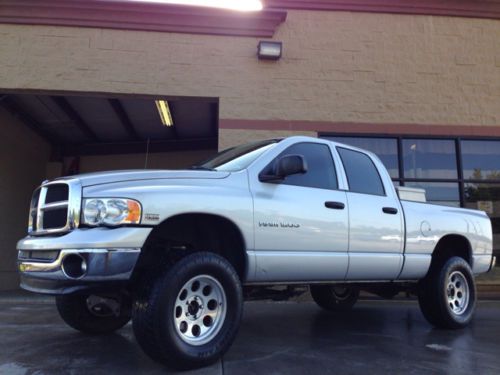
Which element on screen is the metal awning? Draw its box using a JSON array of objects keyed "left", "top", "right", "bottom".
[{"left": 0, "top": 93, "right": 218, "bottom": 157}]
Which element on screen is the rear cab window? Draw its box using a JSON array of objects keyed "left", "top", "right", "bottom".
[{"left": 337, "top": 147, "right": 385, "bottom": 196}]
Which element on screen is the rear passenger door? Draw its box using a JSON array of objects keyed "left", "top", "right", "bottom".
[
  {"left": 250, "top": 142, "right": 349, "bottom": 282},
  {"left": 336, "top": 147, "right": 404, "bottom": 280}
]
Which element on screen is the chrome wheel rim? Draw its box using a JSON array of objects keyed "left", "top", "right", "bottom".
[
  {"left": 446, "top": 271, "right": 470, "bottom": 315},
  {"left": 174, "top": 275, "right": 226, "bottom": 346}
]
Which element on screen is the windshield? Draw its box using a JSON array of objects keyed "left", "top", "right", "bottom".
[{"left": 192, "top": 139, "right": 280, "bottom": 172}]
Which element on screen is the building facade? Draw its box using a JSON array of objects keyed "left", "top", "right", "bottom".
[{"left": 0, "top": 0, "right": 499, "bottom": 289}]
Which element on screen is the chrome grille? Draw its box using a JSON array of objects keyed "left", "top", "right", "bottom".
[{"left": 28, "top": 180, "right": 82, "bottom": 235}]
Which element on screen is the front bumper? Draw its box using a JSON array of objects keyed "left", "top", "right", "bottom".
[
  {"left": 19, "top": 248, "right": 141, "bottom": 294},
  {"left": 17, "top": 227, "right": 152, "bottom": 295}
]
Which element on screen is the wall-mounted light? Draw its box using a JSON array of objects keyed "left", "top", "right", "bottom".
[
  {"left": 155, "top": 100, "right": 173, "bottom": 127},
  {"left": 257, "top": 41, "right": 282, "bottom": 60}
]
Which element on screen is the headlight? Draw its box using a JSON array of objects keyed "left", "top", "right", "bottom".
[{"left": 82, "top": 198, "right": 141, "bottom": 226}]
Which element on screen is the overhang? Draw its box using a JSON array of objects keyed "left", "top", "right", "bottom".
[
  {"left": 0, "top": 0, "right": 498, "bottom": 40},
  {"left": 266, "top": 0, "right": 500, "bottom": 20},
  {"left": 0, "top": 92, "right": 219, "bottom": 157},
  {"left": 0, "top": 0, "right": 287, "bottom": 37}
]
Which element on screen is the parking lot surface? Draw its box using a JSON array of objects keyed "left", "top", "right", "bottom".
[{"left": 1, "top": 299, "right": 500, "bottom": 375}]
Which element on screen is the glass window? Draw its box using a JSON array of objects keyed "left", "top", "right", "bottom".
[
  {"left": 337, "top": 147, "right": 385, "bottom": 196},
  {"left": 464, "top": 183, "right": 500, "bottom": 258},
  {"left": 194, "top": 139, "right": 279, "bottom": 172},
  {"left": 326, "top": 137, "right": 399, "bottom": 178},
  {"left": 402, "top": 139, "right": 457, "bottom": 179},
  {"left": 405, "top": 182, "right": 460, "bottom": 207},
  {"left": 266, "top": 143, "right": 338, "bottom": 190},
  {"left": 461, "top": 140, "right": 500, "bottom": 181}
]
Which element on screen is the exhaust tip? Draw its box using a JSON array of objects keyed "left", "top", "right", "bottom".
[{"left": 61, "top": 253, "right": 87, "bottom": 279}]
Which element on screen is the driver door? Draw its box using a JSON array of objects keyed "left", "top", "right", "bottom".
[{"left": 249, "top": 142, "right": 349, "bottom": 282}]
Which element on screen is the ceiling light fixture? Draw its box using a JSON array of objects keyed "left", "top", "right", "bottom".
[
  {"left": 155, "top": 100, "right": 174, "bottom": 127},
  {"left": 127, "top": 0, "right": 263, "bottom": 11}
]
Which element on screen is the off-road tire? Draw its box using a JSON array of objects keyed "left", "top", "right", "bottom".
[
  {"left": 56, "top": 293, "right": 131, "bottom": 334},
  {"left": 418, "top": 256, "right": 476, "bottom": 329},
  {"left": 310, "top": 285, "right": 360, "bottom": 311},
  {"left": 132, "top": 252, "right": 243, "bottom": 370}
]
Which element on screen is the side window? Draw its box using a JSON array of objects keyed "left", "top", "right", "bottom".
[
  {"left": 263, "top": 143, "right": 338, "bottom": 190},
  {"left": 337, "top": 147, "right": 385, "bottom": 196}
]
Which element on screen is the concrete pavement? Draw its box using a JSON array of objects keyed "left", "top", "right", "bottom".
[{"left": 1, "top": 300, "right": 500, "bottom": 374}]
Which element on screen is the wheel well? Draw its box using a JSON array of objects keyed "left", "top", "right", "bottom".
[
  {"left": 430, "top": 234, "right": 472, "bottom": 270},
  {"left": 132, "top": 213, "right": 247, "bottom": 282}
]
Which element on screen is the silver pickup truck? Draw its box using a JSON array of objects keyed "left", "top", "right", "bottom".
[{"left": 18, "top": 136, "right": 495, "bottom": 369}]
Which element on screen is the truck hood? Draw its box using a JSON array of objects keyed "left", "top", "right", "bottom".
[{"left": 58, "top": 170, "right": 231, "bottom": 187}]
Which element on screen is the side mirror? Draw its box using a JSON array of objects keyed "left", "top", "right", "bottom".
[{"left": 259, "top": 154, "right": 307, "bottom": 182}]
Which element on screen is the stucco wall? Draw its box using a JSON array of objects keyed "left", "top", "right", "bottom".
[
  {"left": 0, "top": 108, "right": 51, "bottom": 290},
  {"left": 0, "top": 10, "right": 499, "bottom": 127}
]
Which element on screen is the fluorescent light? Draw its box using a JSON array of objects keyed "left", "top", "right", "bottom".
[
  {"left": 155, "top": 100, "right": 174, "bottom": 127},
  {"left": 127, "top": 0, "right": 263, "bottom": 11}
]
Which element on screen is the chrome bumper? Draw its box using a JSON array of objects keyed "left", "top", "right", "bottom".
[
  {"left": 18, "top": 248, "right": 141, "bottom": 294},
  {"left": 17, "top": 227, "right": 151, "bottom": 294},
  {"left": 19, "top": 248, "right": 141, "bottom": 280},
  {"left": 17, "top": 227, "right": 152, "bottom": 251},
  {"left": 18, "top": 247, "right": 141, "bottom": 294}
]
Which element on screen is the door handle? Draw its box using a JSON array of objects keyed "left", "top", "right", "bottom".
[
  {"left": 325, "top": 201, "right": 345, "bottom": 210},
  {"left": 382, "top": 207, "right": 398, "bottom": 215}
]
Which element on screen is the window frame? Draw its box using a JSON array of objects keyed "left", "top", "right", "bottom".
[
  {"left": 401, "top": 138, "right": 459, "bottom": 180},
  {"left": 327, "top": 136, "right": 400, "bottom": 179},
  {"left": 259, "top": 141, "right": 340, "bottom": 191},
  {"left": 336, "top": 146, "right": 387, "bottom": 197},
  {"left": 460, "top": 139, "right": 500, "bottom": 181},
  {"left": 320, "top": 133, "right": 500, "bottom": 207}
]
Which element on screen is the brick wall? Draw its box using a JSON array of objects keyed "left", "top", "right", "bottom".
[{"left": 0, "top": 10, "right": 499, "bottom": 128}]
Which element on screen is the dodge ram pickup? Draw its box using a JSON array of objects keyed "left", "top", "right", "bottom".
[{"left": 17, "top": 136, "right": 495, "bottom": 369}]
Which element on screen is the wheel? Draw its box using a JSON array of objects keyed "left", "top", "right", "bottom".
[
  {"left": 310, "top": 285, "right": 360, "bottom": 311},
  {"left": 55, "top": 293, "right": 131, "bottom": 334},
  {"left": 418, "top": 256, "right": 476, "bottom": 329},
  {"left": 132, "top": 252, "right": 243, "bottom": 370}
]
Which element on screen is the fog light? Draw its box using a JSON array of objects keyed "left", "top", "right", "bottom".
[{"left": 61, "top": 254, "right": 87, "bottom": 279}]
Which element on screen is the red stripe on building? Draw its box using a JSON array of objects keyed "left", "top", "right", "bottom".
[
  {"left": 266, "top": 0, "right": 500, "bottom": 20},
  {"left": 220, "top": 119, "right": 500, "bottom": 137}
]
